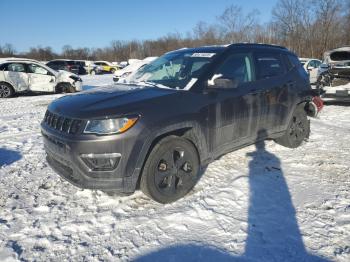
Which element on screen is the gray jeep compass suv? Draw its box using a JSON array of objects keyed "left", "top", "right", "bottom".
[{"left": 41, "top": 43, "right": 313, "bottom": 203}]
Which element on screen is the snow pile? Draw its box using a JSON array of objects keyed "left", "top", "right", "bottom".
[
  {"left": 0, "top": 76, "right": 349, "bottom": 261},
  {"left": 81, "top": 74, "right": 115, "bottom": 90}
]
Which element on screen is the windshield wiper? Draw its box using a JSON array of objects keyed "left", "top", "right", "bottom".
[{"left": 137, "top": 81, "right": 172, "bottom": 90}]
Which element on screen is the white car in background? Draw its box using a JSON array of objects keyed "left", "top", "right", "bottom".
[
  {"left": 113, "top": 57, "right": 158, "bottom": 83},
  {"left": 299, "top": 58, "right": 322, "bottom": 84},
  {"left": 0, "top": 58, "right": 82, "bottom": 98}
]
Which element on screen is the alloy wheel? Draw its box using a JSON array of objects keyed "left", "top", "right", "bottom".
[
  {"left": 154, "top": 147, "right": 195, "bottom": 196},
  {"left": 0, "top": 84, "right": 11, "bottom": 98}
]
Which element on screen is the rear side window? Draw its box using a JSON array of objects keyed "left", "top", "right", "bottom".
[
  {"left": 214, "top": 52, "right": 255, "bottom": 86},
  {"left": 7, "top": 63, "right": 26, "bottom": 72},
  {"left": 255, "top": 53, "right": 285, "bottom": 79}
]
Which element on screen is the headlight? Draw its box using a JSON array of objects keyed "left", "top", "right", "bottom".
[
  {"left": 121, "top": 72, "right": 132, "bottom": 78},
  {"left": 84, "top": 116, "right": 139, "bottom": 135},
  {"left": 69, "top": 75, "right": 82, "bottom": 82}
]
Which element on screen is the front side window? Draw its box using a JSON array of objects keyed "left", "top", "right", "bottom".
[
  {"left": 256, "top": 53, "right": 285, "bottom": 79},
  {"left": 7, "top": 63, "right": 26, "bottom": 72},
  {"left": 212, "top": 52, "right": 255, "bottom": 88},
  {"left": 28, "top": 64, "right": 49, "bottom": 75},
  {"left": 130, "top": 51, "right": 218, "bottom": 90}
]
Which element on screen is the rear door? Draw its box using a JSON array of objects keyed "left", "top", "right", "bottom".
[
  {"left": 27, "top": 63, "right": 56, "bottom": 92},
  {"left": 3, "top": 63, "right": 29, "bottom": 91},
  {"left": 207, "top": 50, "right": 261, "bottom": 152},
  {"left": 253, "top": 51, "right": 291, "bottom": 134}
]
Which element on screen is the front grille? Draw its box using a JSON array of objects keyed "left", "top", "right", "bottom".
[{"left": 44, "top": 110, "right": 84, "bottom": 135}]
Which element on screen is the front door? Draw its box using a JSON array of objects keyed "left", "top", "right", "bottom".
[
  {"left": 206, "top": 51, "right": 261, "bottom": 153},
  {"left": 27, "top": 63, "right": 56, "bottom": 92}
]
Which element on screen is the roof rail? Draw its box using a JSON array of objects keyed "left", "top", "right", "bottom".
[{"left": 228, "top": 43, "right": 288, "bottom": 50}]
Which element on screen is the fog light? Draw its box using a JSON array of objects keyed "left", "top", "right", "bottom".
[{"left": 80, "top": 153, "right": 121, "bottom": 171}]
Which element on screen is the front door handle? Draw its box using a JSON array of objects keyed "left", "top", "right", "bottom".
[{"left": 250, "top": 89, "right": 269, "bottom": 95}]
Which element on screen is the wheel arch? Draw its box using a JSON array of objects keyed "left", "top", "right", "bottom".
[
  {"left": 0, "top": 81, "right": 16, "bottom": 97},
  {"left": 132, "top": 124, "right": 209, "bottom": 190},
  {"left": 0, "top": 81, "right": 15, "bottom": 89}
]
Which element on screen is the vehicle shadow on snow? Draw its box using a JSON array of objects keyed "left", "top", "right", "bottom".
[
  {"left": 134, "top": 129, "right": 329, "bottom": 262},
  {"left": 0, "top": 148, "right": 21, "bottom": 167}
]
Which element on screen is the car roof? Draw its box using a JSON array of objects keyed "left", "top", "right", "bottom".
[
  {"left": 49, "top": 59, "right": 74, "bottom": 62},
  {"left": 0, "top": 57, "right": 39, "bottom": 64},
  {"left": 168, "top": 43, "right": 289, "bottom": 55}
]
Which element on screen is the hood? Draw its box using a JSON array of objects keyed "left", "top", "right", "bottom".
[
  {"left": 56, "top": 70, "right": 80, "bottom": 81},
  {"left": 48, "top": 84, "right": 178, "bottom": 119}
]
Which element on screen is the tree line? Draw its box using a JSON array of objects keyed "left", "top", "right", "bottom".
[{"left": 1, "top": 0, "right": 349, "bottom": 62}]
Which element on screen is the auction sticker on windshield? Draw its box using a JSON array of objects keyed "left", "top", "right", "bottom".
[{"left": 191, "top": 53, "right": 216, "bottom": 58}]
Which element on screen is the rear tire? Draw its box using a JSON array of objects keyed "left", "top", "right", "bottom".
[
  {"left": 275, "top": 104, "right": 310, "bottom": 148},
  {"left": 140, "top": 136, "right": 200, "bottom": 203},
  {"left": 0, "top": 82, "right": 15, "bottom": 98}
]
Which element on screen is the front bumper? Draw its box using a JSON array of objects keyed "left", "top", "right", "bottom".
[
  {"left": 73, "top": 80, "right": 83, "bottom": 91},
  {"left": 41, "top": 123, "right": 142, "bottom": 192}
]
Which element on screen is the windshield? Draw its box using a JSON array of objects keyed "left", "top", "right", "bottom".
[{"left": 129, "top": 51, "right": 217, "bottom": 90}]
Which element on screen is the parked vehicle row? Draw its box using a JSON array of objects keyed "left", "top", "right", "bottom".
[
  {"left": 41, "top": 43, "right": 318, "bottom": 203},
  {"left": 46, "top": 59, "right": 103, "bottom": 75},
  {"left": 0, "top": 58, "right": 82, "bottom": 98}
]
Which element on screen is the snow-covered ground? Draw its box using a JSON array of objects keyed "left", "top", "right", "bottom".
[{"left": 0, "top": 75, "right": 349, "bottom": 261}]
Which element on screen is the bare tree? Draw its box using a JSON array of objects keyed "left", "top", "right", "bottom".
[
  {"left": 217, "top": 5, "right": 260, "bottom": 43},
  {"left": 0, "top": 43, "right": 16, "bottom": 57}
]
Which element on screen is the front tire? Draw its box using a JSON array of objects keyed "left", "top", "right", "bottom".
[
  {"left": 275, "top": 104, "right": 310, "bottom": 148},
  {"left": 110, "top": 68, "right": 116, "bottom": 74},
  {"left": 55, "top": 83, "right": 75, "bottom": 94},
  {"left": 0, "top": 82, "right": 15, "bottom": 98},
  {"left": 140, "top": 136, "right": 200, "bottom": 203}
]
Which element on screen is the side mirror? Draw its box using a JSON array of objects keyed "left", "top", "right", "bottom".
[
  {"left": 207, "top": 74, "right": 238, "bottom": 89},
  {"left": 307, "top": 65, "right": 314, "bottom": 71}
]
